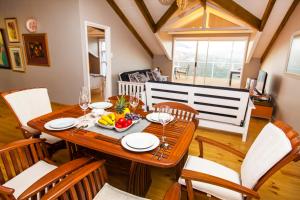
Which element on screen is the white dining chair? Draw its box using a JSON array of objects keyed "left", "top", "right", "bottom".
[
  {"left": 1, "top": 88, "right": 63, "bottom": 155},
  {"left": 178, "top": 121, "right": 300, "bottom": 200}
]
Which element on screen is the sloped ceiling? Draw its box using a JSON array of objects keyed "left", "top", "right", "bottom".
[{"left": 112, "top": 0, "right": 295, "bottom": 59}]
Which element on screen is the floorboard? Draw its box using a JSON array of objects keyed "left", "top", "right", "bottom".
[{"left": 0, "top": 97, "right": 299, "bottom": 200}]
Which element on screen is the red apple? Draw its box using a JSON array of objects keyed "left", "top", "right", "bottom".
[
  {"left": 127, "top": 119, "right": 132, "bottom": 126},
  {"left": 115, "top": 123, "right": 122, "bottom": 129}
]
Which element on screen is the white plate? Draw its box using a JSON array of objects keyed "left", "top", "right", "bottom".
[
  {"left": 146, "top": 113, "right": 174, "bottom": 123},
  {"left": 48, "top": 118, "right": 77, "bottom": 129},
  {"left": 126, "top": 133, "right": 155, "bottom": 149},
  {"left": 44, "top": 118, "right": 79, "bottom": 131},
  {"left": 89, "top": 102, "right": 112, "bottom": 109},
  {"left": 121, "top": 133, "right": 159, "bottom": 152}
]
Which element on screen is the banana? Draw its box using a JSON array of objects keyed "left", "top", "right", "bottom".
[
  {"left": 101, "top": 115, "right": 113, "bottom": 125},
  {"left": 108, "top": 113, "right": 115, "bottom": 121},
  {"left": 98, "top": 119, "right": 108, "bottom": 126}
]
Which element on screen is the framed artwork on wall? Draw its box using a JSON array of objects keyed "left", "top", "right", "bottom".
[
  {"left": 4, "top": 18, "right": 20, "bottom": 43},
  {"left": 0, "top": 29, "right": 11, "bottom": 69},
  {"left": 286, "top": 32, "right": 300, "bottom": 76},
  {"left": 8, "top": 46, "right": 26, "bottom": 72},
  {"left": 23, "top": 33, "right": 50, "bottom": 66}
]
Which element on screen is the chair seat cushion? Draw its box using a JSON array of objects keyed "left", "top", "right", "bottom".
[
  {"left": 93, "top": 183, "right": 149, "bottom": 200},
  {"left": 3, "top": 160, "right": 57, "bottom": 198},
  {"left": 178, "top": 156, "right": 243, "bottom": 200},
  {"left": 40, "top": 132, "right": 62, "bottom": 144}
]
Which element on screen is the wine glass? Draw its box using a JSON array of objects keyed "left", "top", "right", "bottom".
[
  {"left": 129, "top": 94, "right": 139, "bottom": 113},
  {"left": 79, "top": 87, "right": 90, "bottom": 124},
  {"left": 158, "top": 106, "right": 172, "bottom": 146}
]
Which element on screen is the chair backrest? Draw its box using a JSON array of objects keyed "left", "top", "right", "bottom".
[
  {"left": 241, "top": 121, "right": 300, "bottom": 190},
  {"left": 41, "top": 161, "right": 108, "bottom": 200},
  {"left": 0, "top": 139, "right": 48, "bottom": 186},
  {"left": 1, "top": 88, "right": 52, "bottom": 127},
  {"left": 0, "top": 139, "right": 48, "bottom": 200},
  {"left": 153, "top": 102, "right": 199, "bottom": 128}
]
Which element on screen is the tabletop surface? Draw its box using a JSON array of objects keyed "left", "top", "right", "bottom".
[{"left": 27, "top": 105, "right": 195, "bottom": 168}]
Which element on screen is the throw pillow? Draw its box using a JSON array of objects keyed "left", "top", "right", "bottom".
[
  {"left": 146, "top": 71, "right": 156, "bottom": 81},
  {"left": 128, "top": 72, "right": 139, "bottom": 82},
  {"left": 152, "top": 69, "right": 163, "bottom": 81},
  {"left": 135, "top": 73, "right": 149, "bottom": 83}
]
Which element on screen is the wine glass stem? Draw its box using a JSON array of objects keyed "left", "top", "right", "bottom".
[
  {"left": 162, "top": 124, "right": 166, "bottom": 142},
  {"left": 84, "top": 109, "right": 87, "bottom": 123}
]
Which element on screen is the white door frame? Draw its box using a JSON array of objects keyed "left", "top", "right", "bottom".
[{"left": 82, "top": 21, "right": 112, "bottom": 100}]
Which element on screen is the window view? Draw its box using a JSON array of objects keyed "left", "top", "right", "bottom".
[{"left": 173, "top": 39, "right": 247, "bottom": 88}]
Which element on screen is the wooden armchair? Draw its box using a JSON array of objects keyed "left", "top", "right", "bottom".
[
  {"left": 41, "top": 160, "right": 181, "bottom": 200},
  {"left": 0, "top": 138, "right": 91, "bottom": 199},
  {"left": 1, "top": 88, "right": 65, "bottom": 156},
  {"left": 153, "top": 102, "right": 199, "bottom": 128},
  {"left": 178, "top": 121, "right": 300, "bottom": 200}
]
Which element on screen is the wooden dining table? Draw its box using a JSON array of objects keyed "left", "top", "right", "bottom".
[{"left": 27, "top": 105, "right": 195, "bottom": 196}]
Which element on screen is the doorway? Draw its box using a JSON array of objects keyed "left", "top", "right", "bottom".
[
  {"left": 172, "top": 37, "right": 248, "bottom": 88},
  {"left": 83, "top": 21, "right": 111, "bottom": 102}
]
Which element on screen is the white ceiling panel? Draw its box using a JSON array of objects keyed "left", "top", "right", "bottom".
[
  {"left": 233, "top": 0, "right": 269, "bottom": 19},
  {"left": 253, "top": 0, "right": 294, "bottom": 57},
  {"left": 115, "top": 0, "right": 164, "bottom": 55},
  {"left": 144, "top": 0, "right": 173, "bottom": 23}
]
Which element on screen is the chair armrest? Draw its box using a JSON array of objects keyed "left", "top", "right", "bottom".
[
  {"left": 163, "top": 183, "right": 181, "bottom": 200},
  {"left": 181, "top": 169, "right": 259, "bottom": 199},
  {"left": 18, "top": 157, "right": 92, "bottom": 200},
  {"left": 21, "top": 125, "right": 41, "bottom": 138},
  {"left": 195, "top": 136, "right": 245, "bottom": 159},
  {"left": 0, "top": 185, "right": 15, "bottom": 198}
]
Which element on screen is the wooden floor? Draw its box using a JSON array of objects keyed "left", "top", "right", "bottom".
[{"left": 0, "top": 97, "right": 299, "bottom": 200}]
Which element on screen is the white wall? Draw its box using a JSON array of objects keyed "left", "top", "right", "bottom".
[
  {"left": 261, "top": 3, "right": 300, "bottom": 132},
  {"left": 79, "top": 0, "right": 152, "bottom": 95},
  {"left": 0, "top": 0, "right": 84, "bottom": 104},
  {"left": 88, "top": 37, "right": 99, "bottom": 57}
]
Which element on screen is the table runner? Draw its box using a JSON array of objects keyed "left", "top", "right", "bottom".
[{"left": 80, "top": 114, "right": 151, "bottom": 139}]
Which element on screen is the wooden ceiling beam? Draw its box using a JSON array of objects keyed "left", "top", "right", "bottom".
[
  {"left": 134, "top": 0, "right": 156, "bottom": 33},
  {"left": 260, "top": 0, "right": 276, "bottom": 31},
  {"left": 155, "top": 1, "right": 178, "bottom": 32},
  {"left": 209, "top": 0, "right": 261, "bottom": 30},
  {"left": 106, "top": 0, "right": 153, "bottom": 58},
  {"left": 261, "top": 0, "right": 299, "bottom": 63}
]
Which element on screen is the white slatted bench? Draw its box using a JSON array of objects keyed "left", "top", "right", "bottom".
[{"left": 145, "top": 81, "right": 254, "bottom": 142}]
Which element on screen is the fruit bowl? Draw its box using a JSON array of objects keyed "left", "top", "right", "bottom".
[{"left": 114, "top": 122, "right": 134, "bottom": 132}]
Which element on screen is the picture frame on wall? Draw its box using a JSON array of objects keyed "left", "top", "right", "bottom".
[
  {"left": 0, "top": 29, "right": 11, "bottom": 69},
  {"left": 8, "top": 46, "right": 26, "bottom": 72},
  {"left": 4, "top": 18, "right": 20, "bottom": 43},
  {"left": 23, "top": 33, "right": 50, "bottom": 66}
]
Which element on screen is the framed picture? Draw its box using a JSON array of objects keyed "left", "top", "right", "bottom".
[
  {"left": 286, "top": 31, "right": 300, "bottom": 76},
  {"left": 4, "top": 18, "right": 20, "bottom": 43},
  {"left": 23, "top": 33, "right": 50, "bottom": 66},
  {"left": 8, "top": 46, "right": 26, "bottom": 72},
  {"left": 0, "top": 29, "right": 11, "bottom": 69}
]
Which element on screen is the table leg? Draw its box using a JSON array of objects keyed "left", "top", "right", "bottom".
[
  {"left": 128, "top": 162, "right": 152, "bottom": 197},
  {"left": 175, "top": 151, "right": 188, "bottom": 180}
]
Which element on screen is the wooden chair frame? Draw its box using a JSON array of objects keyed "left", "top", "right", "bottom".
[
  {"left": 0, "top": 138, "right": 91, "bottom": 200},
  {"left": 41, "top": 160, "right": 181, "bottom": 200},
  {"left": 0, "top": 89, "right": 66, "bottom": 156},
  {"left": 153, "top": 101, "right": 199, "bottom": 128},
  {"left": 181, "top": 120, "right": 300, "bottom": 200}
]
